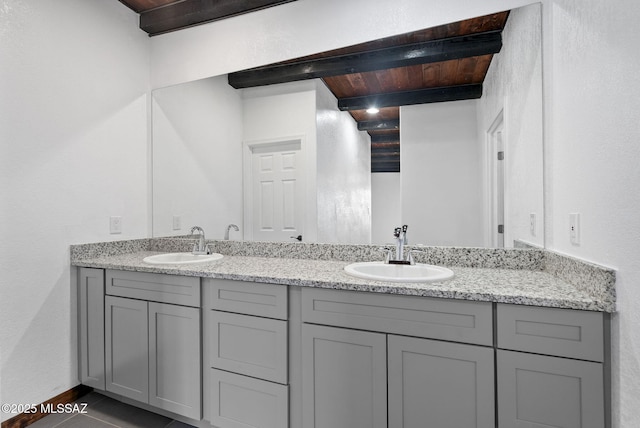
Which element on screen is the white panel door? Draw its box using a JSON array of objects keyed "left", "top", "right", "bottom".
[{"left": 250, "top": 141, "right": 303, "bottom": 241}]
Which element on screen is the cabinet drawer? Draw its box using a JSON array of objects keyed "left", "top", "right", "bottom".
[
  {"left": 209, "top": 368, "right": 288, "bottom": 428},
  {"left": 208, "top": 311, "right": 288, "bottom": 384},
  {"left": 204, "top": 278, "right": 287, "bottom": 320},
  {"left": 496, "top": 303, "right": 604, "bottom": 361},
  {"left": 302, "top": 288, "right": 493, "bottom": 346},
  {"left": 106, "top": 270, "right": 200, "bottom": 307}
]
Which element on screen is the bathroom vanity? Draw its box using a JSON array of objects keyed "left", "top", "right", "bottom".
[{"left": 73, "top": 239, "right": 614, "bottom": 428}]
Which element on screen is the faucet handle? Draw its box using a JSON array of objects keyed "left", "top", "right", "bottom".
[
  {"left": 378, "top": 247, "right": 393, "bottom": 263},
  {"left": 407, "top": 248, "right": 426, "bottom": 265}
]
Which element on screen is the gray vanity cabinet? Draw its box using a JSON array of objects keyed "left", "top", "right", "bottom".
[
  {"left": 388, "top": 335, "right": 495, "bottom": 428},
  {"left": 105, "top": 295, "right": 149, "bottom": 402},
  {"left": 496, "top": 303, "right": 607, "bottom": 428},
  {"left": 104, "top": 270, "right": 202, "bottom": 420},
  {"left": 497, "top": 350, "right": 604, "bottom": 428},
  {"left": 78, "top": 267, "right": 105, "bottom": 390},
  {"left": 301, "top": 288, "right": 495, "bottom": 428},
  {"left": 302, "top": 323, "right": 387, "bottom": 428},
  {"left": 148, "top": 302, "right": 201, "bottom": 419},
  {"left": 204, "top": 278, "right": 289, "bottom": 428}
]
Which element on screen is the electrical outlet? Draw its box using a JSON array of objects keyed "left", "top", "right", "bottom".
[
  {"left": 569, "top": 213, "right": 580, "bottom": 245},
  {"left": 110, "top": 216, "right": 122, "bottom": 234},
  {"left": 530, "top": 213, "right": 536, "bottom": 236},
  {"left": 172, "top": 215, "right": 181, "bottom": 231}
]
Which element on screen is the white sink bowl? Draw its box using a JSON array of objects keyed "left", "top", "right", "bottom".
[
  {"left": 344, "top": 261, "right": 454, "bottom": 283},
  {"left": 143, "top": 252, "right": 223, "bottom": 265}
]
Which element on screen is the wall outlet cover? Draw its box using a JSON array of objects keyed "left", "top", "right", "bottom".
[
  {"left": 110, "top": 216, "right": 122, "bottom": 234},
  {"left": 529, "top": 213, "right": 536, "bottom": 236},
  {"left": 569, "top": 213, "right": 580, "bottom": 245}
]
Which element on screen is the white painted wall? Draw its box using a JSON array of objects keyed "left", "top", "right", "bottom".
[
  {"left": 479, "top": 4, "right": 544, "bottom": 248},
  {"left": 372, "top": 173, "right": 401, "bottom": 245},
  {"left": 242, "top": 81, "right": 319, "bottom": 241},
  {"left": 315, "top": 81, "right": 371, "bottom": 244},
  {"left": 0, "top": 0, "right": 149, "bottom": 421},
  {"left": 541, "top": 1, "right": 640, "bottom": 426},
  {"left": 152, "top": 76, "right": 243, "bottom": 239},
  {"left": 401, "top": 101, "right": 484, "bottom": 246}
]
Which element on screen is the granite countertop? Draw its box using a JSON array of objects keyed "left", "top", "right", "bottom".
[{"left": 72, "top": 249, "right": 613, "bottom": 312}]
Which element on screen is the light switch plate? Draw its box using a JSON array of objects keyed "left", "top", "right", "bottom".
[{"left": 173, "top": 215, "right": 181, "bottom": 230}]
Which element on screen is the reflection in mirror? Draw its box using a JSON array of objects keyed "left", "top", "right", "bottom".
[{"left": 152, "top": 3, "right": 543, "bottom": 249}]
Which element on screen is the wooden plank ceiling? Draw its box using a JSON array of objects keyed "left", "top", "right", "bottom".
[
  {"left": 230, "top": 12, "right": 509, "bottom": 173},
  {"left": 119, "top": 0, "right": 509, "bottom": 173},
  {"left": 118, "top": 0, "right": 299, "bottom": 36}
]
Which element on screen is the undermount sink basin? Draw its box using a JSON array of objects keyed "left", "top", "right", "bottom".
[
  {"left": 143, "top": 252, "right": 223, "bottom": 265},
  {"left": 344, "top": 261, "right": 454, "bottom": 283}
]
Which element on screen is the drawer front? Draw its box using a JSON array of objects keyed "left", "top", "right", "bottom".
[
  {"left": 497, "top": 303, "right": 604, "bottom": 362},
  {"left": 209, "top": 368, "right": 288, "bottom": 428},
  {"left": 204, "top": 278, "right": 287, "bottom": 320},
  {"left": 302, "top": 288, "right": 493, "bottom": 346},
  {"left": 208, "top": 311, "right": 288, "bottom": 384},
  {"left": 106, "top": 270, "right": 200, "bottom": 307}
]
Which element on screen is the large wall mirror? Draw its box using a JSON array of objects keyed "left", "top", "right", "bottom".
[{"left": 152, "top": 3, "right": 543, "bottom": 249}]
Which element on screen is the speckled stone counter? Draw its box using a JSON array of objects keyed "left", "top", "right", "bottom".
[{"left": 70, "top": 238, "right": 616, "bottom": 312}]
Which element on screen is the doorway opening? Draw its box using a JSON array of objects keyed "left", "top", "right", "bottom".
[{"left": 487, "top": 111, "right": 505, "bottom": 248}]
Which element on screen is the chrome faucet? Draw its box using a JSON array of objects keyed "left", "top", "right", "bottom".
[
  {"left": 392, "top": 225, "right": 409, "bottom": 263},
  {"left": 190, "top": 226, "right": 210, "bottom": 255},
  {"left": 224, "top": 224, "right": 239, "bottom": 240}
]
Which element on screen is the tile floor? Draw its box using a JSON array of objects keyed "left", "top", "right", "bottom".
[{"left": 29, "top": 392, "right": 195, "bottom": 428}]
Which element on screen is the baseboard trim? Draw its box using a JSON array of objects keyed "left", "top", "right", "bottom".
[{"left": 1, "top": 384, "right": 93, "bottom": 428}]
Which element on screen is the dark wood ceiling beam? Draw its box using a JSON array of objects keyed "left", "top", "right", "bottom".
[
  {"left": 228, "top": 31, "right": 502, "bottom": 88},
  {"left": 371, "top": 146, "right": 400, "bottom": 156},
  {"left": 340, "top": 84, "right": 482, "bottom": 111},
  {"left": 372, "top": 142, "right": 400, "bottom": 150},
  {"left": 140, "top": 0, "right": 299, "bottom": 36},
  {"left": 358, "top": 119, "right": 400, "bottom": 132},
  {"left": 370, "top": 133, "right": 399, "bottom": 144},
  {"left": 372, "top": 163, "right": 400, "bottom": 173},
  {"left": 372, "top": 151, "right": 400, "bottom": 157}
]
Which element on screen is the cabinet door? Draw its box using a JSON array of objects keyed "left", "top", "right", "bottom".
[
  {"left": 78, "top": 267, "right": 105, "bottom": 390},
  {"left": 497, "top": 350, "right": 605, "bottom": 428},
  {"left": 302, "top": 324, "right": 386, "bottom": 428},
  {"left": 149, "top": 302, "right": 201, "bottom": 420},
  {"left": 105, "top": 296, "right": 149, "bottom": 402},
  {"left": 388, "top": 335, "right": 495, "bottom": 428}
]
